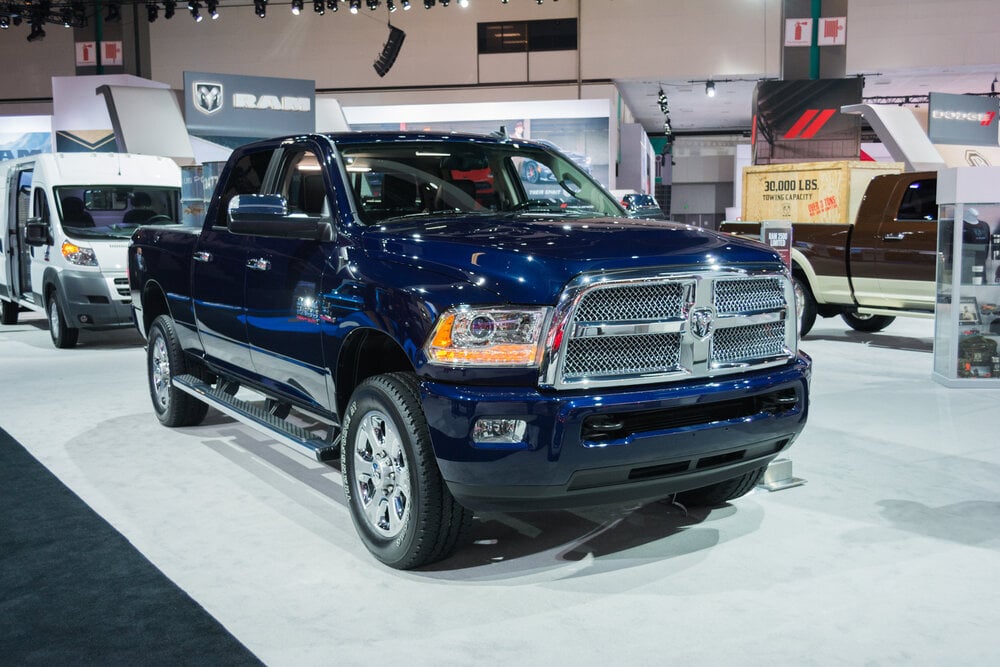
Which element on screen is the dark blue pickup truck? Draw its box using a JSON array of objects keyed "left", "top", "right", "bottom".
[{"left": 129, "top": 131, "right": 811, "bottom": 569}]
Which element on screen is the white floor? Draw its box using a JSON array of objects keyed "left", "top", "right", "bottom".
[{"left": 3, "top": 311, "right": 1000, "bottom": 665}]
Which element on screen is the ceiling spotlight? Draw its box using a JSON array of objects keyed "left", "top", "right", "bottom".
[
  {"left": 146, "top": 2, "right": 159, "bottom": 22},
  {"left": 458, "top": 0, "right": 468, "bottom": 7},
  {"left": 424, "top": 0, "right": 435, "bottom": 8},
  {"left": 291, "top": 0, "right": 303, "bottom": 14},
  {"left": 106, "top": 2, "right": 121, "bottom": 22},
  {"left": 327, "top": 0, "right": 339, "bottom": 10},
  {"left": 314, "top": 0, "right": 324, "bottom": 13},
  {"left": 387, "top": 0, "right": 395, "bottom": 11},
  {"left": 207, "top": 0, "right": 219, "bottom": 18},
  {"left": 255, "top": 0, "right": 267, "bottom": 17},
  {"left": 501, "top": 0, "right": 509, "bottom": 4},
  {"left": 441, "top": 0, "right": 449, "bottom": 6},
  {"left": 705, "top": 80, "right": 716, "bottom": 97},
  {"left": 61, "top": 6, "right": 73, "bottom": 26},
  {"left": 349, "top": 0, "right": 360, "bottom": 12},
  {"left": 164, "top": 1, "right": 177, "bottom": 19},
  {"left": 0, "top": 17, "right": 8, "bottom": 29},
  {"left": 189, "top": 1, "right": 203, "bottom": 21},
  {"left": 402, "top": 0, "right": 410, "bottom": 8}
]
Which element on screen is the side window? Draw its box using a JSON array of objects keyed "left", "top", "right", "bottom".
[
  {"left": 215, "top": 149, "right": 273, "bottom": 228},
  {"left": 16, "top": 170, "right": 32, "bottom": 229},
  {"left": 896, "top": 179, "right": 937, "bottom": 222},
  {"left": 32, "top": 188, "right": 49, "bottom": 223},
  {"left": 276, "top": 149, "right": 329, "bottom": 218}
]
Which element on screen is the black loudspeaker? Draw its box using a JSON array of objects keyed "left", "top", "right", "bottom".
[{"left": 374, "top": 26, "right": 406, "bottom": 77}]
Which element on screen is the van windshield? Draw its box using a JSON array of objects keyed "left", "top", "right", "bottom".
[{"left": 55, "top": 186, "right": 181, "bottom": 240}]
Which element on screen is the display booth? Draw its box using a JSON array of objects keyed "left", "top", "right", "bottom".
[{"left": 933, "top": 166, "right": 1000, "bottom": 386}]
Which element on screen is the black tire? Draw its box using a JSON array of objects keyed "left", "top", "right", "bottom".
[
  {"left": 674, "top": 466, "right": 766, "bottom": 508},
  {"left": 47, "top": 291, "right": 79, "bottom": 349},
  {"left": 147, "top": 314, "right": 209, "bottom": 427},
  {"left": 1, "top": 299, "right": 18, "bottom": 325},
  {"left": 792, "top": 273, "right": 817, "bottom": 338},
  {"left": 341, "top": 372, "right": 471, "bottom": 569},
  {"left": 841, "top": 311, "right": 895, "bottom": 333}
]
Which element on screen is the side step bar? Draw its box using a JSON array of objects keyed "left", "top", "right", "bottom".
[{"left": 172, "top": 374, "right": 340, "bottom": 462}]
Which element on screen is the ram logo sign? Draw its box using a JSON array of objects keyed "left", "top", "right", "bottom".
[{"left": 193, "top": 82, "right": 224, "bottom": 115}]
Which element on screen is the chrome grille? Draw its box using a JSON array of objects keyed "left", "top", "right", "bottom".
[
  {"left": 712, "top": 323, "right": 787, "bottom": 364},
  {"left": 714, "top": 278, "right": 785, "bottom": 314},
  {"left": 565, "top": 333, "right": 681, "bottom": 379},
  {"left": 574, "top": 282, "right": 684, "bottom": 322},
  {"left": 544, "top": 269, "right": 796, "bottom": 389}
]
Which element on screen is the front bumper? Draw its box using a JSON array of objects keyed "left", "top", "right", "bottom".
[
  {"left": 58, "top": 271, "right": 133, "bottom": 330},
  {"left": 421, "top": 353, "right": 811, "bottom": 511}
]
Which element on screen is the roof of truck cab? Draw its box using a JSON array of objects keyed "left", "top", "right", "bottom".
[{"left": 322, "top": 131, "right": 532, "bottom": 147}]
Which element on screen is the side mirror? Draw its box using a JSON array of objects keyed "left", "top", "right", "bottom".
[
  {"left": 24, "top": 218, "right": 51, "bottom": 247},
  {"left": 228, "top": 194, "right": 333, "bottom": 241}
]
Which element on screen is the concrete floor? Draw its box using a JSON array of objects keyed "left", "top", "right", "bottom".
[{"left": 2, "top": 311, "right": 999, "bottom": 665}]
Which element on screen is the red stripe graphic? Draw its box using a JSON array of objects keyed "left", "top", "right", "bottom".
[
  {"left": 799, "top": 108, "right": 837, "bottom": 138},
  {"left": 783, "top": 108, "right": 838, "bottom": 139},
  {"left": 783, "top": 109, "right": 819, "bottom": 139}
]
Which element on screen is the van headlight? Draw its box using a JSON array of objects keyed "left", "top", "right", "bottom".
[
  {"left": 61, "top": 241, "right": 98, "bottom": 266},
  {"left": 426, "top": 306, "right": 548, "bottom": 366}
]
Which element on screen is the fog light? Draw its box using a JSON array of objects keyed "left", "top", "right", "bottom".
[
  {"left": 472, "top": 417, "right": 526, "bottom": 445},
  {"left": 78, "top": 314, "right": 92, "bottom": 324}
]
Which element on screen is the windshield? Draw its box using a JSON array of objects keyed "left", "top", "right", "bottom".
[
  {"left": 55, "top": 186, "right": 181, "bottom": 240},
  {"left": 338, "top": 140, "right": 624, "bottom": 225}
]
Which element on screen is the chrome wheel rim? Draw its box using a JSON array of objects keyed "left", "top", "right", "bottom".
[
  {"left": 48, "top": 301, "right": 60, "bottom": 335},
  {"left": 792, "top": 279, "right": 805, "bottom": 333},
  {"left": 353, "top": 410, "right": 411, "bottom": 539},
  {"left": 150, "top": 334, "right": 171, "bottom": 411}
]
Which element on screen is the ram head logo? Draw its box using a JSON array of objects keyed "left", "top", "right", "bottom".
[
  {"left": 193, "top": 82, "right": 223, "bottom": 115},
  {"left": 687, "top": 307, "right": 716, "bottom": 341}
]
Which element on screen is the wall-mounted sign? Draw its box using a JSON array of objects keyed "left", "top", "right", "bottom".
[
  {"left": 183, "top": 71, "right": 315, "bottom": 139},
  {"left": 928, "top": 92, "right": 999, "bottom": 147},
  {"left": 75, "top": 41, "right": 123, "bottom": 67},
  {"left": 784, "top": 18, "right": 812, "bottom": 47},
  {"left": 817, "top": 17, "right": 847, "bottom": 46}
]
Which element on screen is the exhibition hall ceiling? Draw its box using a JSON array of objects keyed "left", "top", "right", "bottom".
[{"left": 617, "top": 65, "right": 1000, "bottom": 137}]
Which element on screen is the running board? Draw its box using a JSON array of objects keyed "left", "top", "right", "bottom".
[{"left": 172, "top": 374, "right": 340, "bottom": 462}]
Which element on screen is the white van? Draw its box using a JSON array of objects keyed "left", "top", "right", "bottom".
[{"left": 0, "top": 153, "right": 182, "bottom": 347}]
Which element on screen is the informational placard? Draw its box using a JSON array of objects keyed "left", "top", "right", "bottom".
[{"left": 760, "top": 220, "right": 793, "bottom": 267}]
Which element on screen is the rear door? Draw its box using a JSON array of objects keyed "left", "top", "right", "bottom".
[
  {"left": 191, "top": 146, "right": 274, "bottom": 376},
  {"left": 244, "top": 140, "right": 333, "bottom": 409}
]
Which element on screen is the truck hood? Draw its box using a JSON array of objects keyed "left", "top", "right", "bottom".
[{"left": 359, "top": 214, "right": 781, "bottom": 303}]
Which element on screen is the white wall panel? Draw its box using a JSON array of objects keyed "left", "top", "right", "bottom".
[{"left": 478, "top": 53, "right": 528, "bottom": 84}]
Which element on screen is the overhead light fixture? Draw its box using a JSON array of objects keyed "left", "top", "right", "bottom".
[
  {"left": 164, "top": 1, "right": 177, "bottom": 19},
  {"left": 459, "top": 0, "right": 469, "bottom": 7},
  {"left": 255, "top": 0, "right": 267, "bottom": 17},
  {"left": 314, "top": 0, "right": 325, "bottom": 13},
  {"left": 207, "top": 0, "right": 219, "bottom": 18},
  {"left": 106, "top": 2, "right": 121, "bottom": 22},
  {"left": 61, "top": 5, "right": 74, "bottom": 26},
  {"left": 350, "top": 0, "right": 360, "bottom": 12},
  {"left": 327, "top": 0, "right": 339, "bottom": 10},
  {"left": 402, "top": 0, "right": 410, "bottom": 8},
  {"left": 424, "top": 0, "right": 436, "bottom": 8},
  {"left": 189, "top": 1, "right": 203, "bottom": 21},
  {"left": 147, "top": 2, "right": 159, "bottom": 22},
  {"left": 291, "top": 0, "right": 304, "bottom": 14},
  {"left": 366, "top": 0, "right": 379, "bottom": 9},
  {"left": 0, "top": 17, "right": 8, "bottom": 29},
  {"left": 387, "top": 0, "right": 396, "bottom": 11},
  {"left": 373, "top": 24, "right": 406, "bottom": 77},
  {"left": 705, "top": 80, "right": 716, "bottom": 97}
]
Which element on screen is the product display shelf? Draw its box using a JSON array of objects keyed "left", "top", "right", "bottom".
[{"left": 933, "top": 166, "right": 1000, "bottom": 386}]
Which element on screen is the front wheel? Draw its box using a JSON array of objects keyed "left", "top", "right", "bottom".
[
  {"left": 841, "top": 311, "right": 895, "bottom": 333},
  {"left": 342, "top": 372, "right": 471, "bottom": 569},
  {"left": 674, "top": 466, "right": 766, "bottom": 508},
  {"left": 147, "top": 314, "right": 209, "bottom": 427},
  {"left": 792, "top": 274, "right": 817, "bottom": 338},
  {"left": 47, "top": 291, "right": 79, "bottom": 349}
]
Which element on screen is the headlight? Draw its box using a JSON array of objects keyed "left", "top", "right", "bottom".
[
  {"left": 62, "top": 241, "right": 98, "bottom": 266},
  {"left": 426, "top": 306, "right": 548, "bottom": 366}
]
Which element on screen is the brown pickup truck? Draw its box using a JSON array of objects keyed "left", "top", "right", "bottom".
[{"left": 722, "top": 171, "right": 940, "bottom": 336}]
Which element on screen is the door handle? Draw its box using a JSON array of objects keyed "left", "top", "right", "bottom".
[
  {"left": 247, "top": 257, "right": 271, "bottom": 271},
  {"left": 193, "top": 251, "right": 212, "bottom": 262},
  {"left": 882, "top": 232, "right": 911, "bottom": 242}
]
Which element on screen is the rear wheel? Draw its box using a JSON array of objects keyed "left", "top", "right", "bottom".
[
  {"left": 1, "top": 299, "right": 18, "bottom": 325},
  {"left": 47, "top": 291, "right": 79, "bottom": 349},
  {"left": 342, "top": 372, "right": 471, "bottom": 569},
  {"left": 147, "top": 314, "right": 209, "bottom": 427},
  {"left": 674, "top": 466, "right": 766, "bottom": 508},
  {"left": 841, "top": 311, "right": 895, "bottom": 332}
]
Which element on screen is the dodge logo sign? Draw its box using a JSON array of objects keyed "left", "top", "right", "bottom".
[
  {"left": 193, "top": 82, "right": 223, "bottom": 115},
  {"left": 688, "top": 307, "right": 715, "bottom": 341}
]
